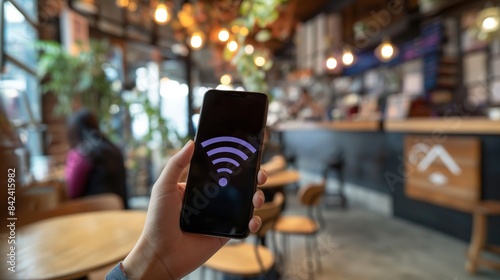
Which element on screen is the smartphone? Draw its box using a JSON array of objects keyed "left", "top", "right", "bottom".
[{"left": 180, "top": 89, "right": 269, "bottom": 238}]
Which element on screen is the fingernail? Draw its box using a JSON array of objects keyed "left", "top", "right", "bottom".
[{"left": 183, "top": 140, "right": 193, "bottom": 149}]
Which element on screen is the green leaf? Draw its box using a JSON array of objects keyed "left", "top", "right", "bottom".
[{"left": 240, "top": 0, "right": 251, "bottom": 16}]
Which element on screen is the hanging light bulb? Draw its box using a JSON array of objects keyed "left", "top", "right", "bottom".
[
  {"left": 476, "top": 7, "right": 500, "bottom": 33},
  {"left": 220, "top": 74, "right": 232, "bottom": 85},
  {"left": 254, "top": 56, "right": 266, "bottom": 67},
  {"left": 154, "top": 1, "right": 170, "bottom": 25},
  {"left": 227, "top": 40, "right": 239, "bottom": 52},
  {"left": 342, "top": 47, "right": 355, "bottom": 66},
  {"left": 482, "top": 16, "right": 499, "bottom": 31},
  {"left": 218, "top": 28, "right": 230, "bottom": 42},
  {"left": 190, "top": 32, "right": 204, "bottom": 49},
  {"left": 326, "top": 56, "right": 338, "bottom": 70},
  {"left": 127, "top": 0, "right": 137, "bottom": 11},
  {"left": 375, "top": 38, "right": 398, "bottom": 62},
  {"left": 116, "top": 0, "right": 129, "bottom": 8}
]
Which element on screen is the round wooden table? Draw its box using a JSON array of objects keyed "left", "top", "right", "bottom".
[
  {"left": 14, "top": 210, "right": 146, "bottom": 280},
  {"left": 259, "top": 169, "right": 300, "bottom": 189}
]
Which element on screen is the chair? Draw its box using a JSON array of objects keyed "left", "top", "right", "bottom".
[
  {"left": 202, "top": 193, "right": 284, "bottom": 278},
  {"left": 323, "top": 158, "right": 347, "bottom": 209},
  {"left": 18, "top": 179, "right": 66, "bottom": 214},
  {"left": 274, "top": 181, "right": 325, "bottom": 280},
  {"left": 466, "top": 201, "right": 500, "bottom": 274},
  {"left": 18, "top": 193, "right": 124, "bottom": 227}
]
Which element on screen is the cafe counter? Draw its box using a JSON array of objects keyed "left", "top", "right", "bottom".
[{"left": 276, "top": 118, "right": 500, "bottom": 245}]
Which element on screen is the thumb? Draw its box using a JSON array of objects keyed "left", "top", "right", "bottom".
[{"left": 156, "top": 140, "right": 194, "bottom": 190}]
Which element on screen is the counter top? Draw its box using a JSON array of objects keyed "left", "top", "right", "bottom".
[
  {"left": 276, "top": 120, "right": 381, "bottom": 132},
  {"left": 385, "top": 118, "right": 500, "bottom": 134}
]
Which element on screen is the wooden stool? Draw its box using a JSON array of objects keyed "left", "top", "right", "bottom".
[{"left": 466, "top": 201, "right": 500, "bottom": 274}]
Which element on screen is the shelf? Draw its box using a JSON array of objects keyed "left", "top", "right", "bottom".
[
  {"left": 276, "top": 120, "right": 381, "bottom": 132},
  {"left": 385, "top": 118, "right": 500, "bottom": 135}
]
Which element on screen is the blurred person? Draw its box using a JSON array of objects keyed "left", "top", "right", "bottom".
[
  {"left": 288, "top": 88, "right": 325, "bottom": 120},
  {"left": 106, "top": 140, "right": 267, "bottom": 279},
  {"left": 65, "top": 109, "right": 128, "bottom": 208}
]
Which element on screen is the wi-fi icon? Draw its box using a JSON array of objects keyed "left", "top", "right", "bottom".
[{"left": 201, "top": 136, "right": 257, "bottom": 187}]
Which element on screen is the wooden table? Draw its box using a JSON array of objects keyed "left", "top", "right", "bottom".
[
  {"left": 14, "top": 210, "right": 146, "bottom": 280},
  {"left": 259, "top": 170, "right": 300, "bottom": 189}
]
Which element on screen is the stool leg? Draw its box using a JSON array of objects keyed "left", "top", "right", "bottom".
[
  {"left": 466, "top": 214, "right": 487, "bottom": 274},
  {"left": 282, "top": 234, "right": 288, "bottom": 274},
  {"left": 313, "top": 235, "right": 322, "bottom": 273},
  {"left": 306, "top": 237, "right": 314, "bottom": 280}
]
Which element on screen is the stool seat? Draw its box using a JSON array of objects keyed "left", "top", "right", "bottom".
[
  {"left": 474, "top": 201, "right": 500, "bottom": 215},
  {"left": 204, "top": 242, "right": 274, "bottom": 277},
  {"left": 275, "top": 216, "right": 319, "bottom": 234}
]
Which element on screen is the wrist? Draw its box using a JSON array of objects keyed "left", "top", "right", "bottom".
[{"left": 122, "top": 236, "right": 173, "bottom": 280}]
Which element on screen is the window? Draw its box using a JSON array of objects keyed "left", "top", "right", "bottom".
[{"left": 1, "top": 0, "right": 40, "bottom": 154}]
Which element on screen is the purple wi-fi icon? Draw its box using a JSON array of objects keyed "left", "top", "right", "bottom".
[{"left": 201, "top": 136, "right": 257, "bottom": 187}]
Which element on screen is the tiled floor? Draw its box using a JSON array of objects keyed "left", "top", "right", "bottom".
[{"left": 184, "top": 192, "right": 500, "bottom": 280}]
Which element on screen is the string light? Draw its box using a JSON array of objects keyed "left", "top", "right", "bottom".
[
  {"left": 227, "top": 40, "right": 238, "bottom": 52},
  {"left": 190, "top": 32, "right": 204, "bottom": 49},
  {"left": 244, "top": 45, "right": 254, "bottom": 55},
  {"left": 254, "top": 56, "right": 266, "bottom": 67},
  {"left": 231, "top": 25, "right": 240, "bottom": 33},
  {"left": 326, "top": 56, "right": 337, "bottom": 70},
  {"left": 116, "top": 0, "right": 129, "bottom": 8},
  {"left": 154, "top": 1, "right": 170, "bottom": 25},
  {"left": 240, "top": 27, "right": 249, "bottom": 36},
  {"left": 218, "top": 28, "right": 230, "bottom": 42},
  {"left": 220, "top": 74, "right": 232, "bottom": 85}
]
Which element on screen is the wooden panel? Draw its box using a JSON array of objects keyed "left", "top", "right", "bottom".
[
  {"left": 404, "top": 136, "right": 481, "bottom": 212},
  {"left": 385, "top": 118, "right": 500, "bottom": 134},
  {"left": 275, "top": 120, "right": 381, "bottom": 131}
]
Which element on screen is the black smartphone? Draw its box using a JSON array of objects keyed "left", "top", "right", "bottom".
[{"left": 180, "top": 89, "right": 269, "bottom": 238}]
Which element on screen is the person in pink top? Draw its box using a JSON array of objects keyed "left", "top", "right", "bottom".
[{"left": 65, "top": 109, "right": 128, "bottom": 208}]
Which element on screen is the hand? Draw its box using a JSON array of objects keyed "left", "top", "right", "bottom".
[{"left": 123, "top": 140, "right": 267, "bottom": 279}]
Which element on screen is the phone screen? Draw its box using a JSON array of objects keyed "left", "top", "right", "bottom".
[{"left": 180, "top": 90, "right": 268, "bottom": 238}]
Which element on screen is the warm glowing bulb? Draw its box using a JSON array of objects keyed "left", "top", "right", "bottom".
[
  {"left": 380, "top": 43, "right": 394, "bottom": 59},
  {"left": 240, "top": 27, "right": 249, "bottom": 36},
  {"left": 227, "top": 40, "right": 238, "bottom": 52},
  {"left": 482, "top": 16, "right": 499, "bottom": 31},
  {"left": 154, "top": 3, "right": 170, "bottom": 24},
  {"left": 231, "top": 25, "right": 240, "bottom": 33},
  {"left": 190, "top": 32, "right": 204, "bottom": 49},
  {"left": 218, "top": 28, "right": 229, "bottom": 42},
  {"left": 244, "top": 45, "right": 254, "bottom": 55},
  {"left": 326, "top": 57, "right": 337, "bottom": 70},
  {"left": 116, "top": 0, "right": 129, "bottom": 8},
  {"left": 220, "top": 74, "right": 232, "bottom": 85},
  {"left": 254, "top": 56, "right": 266, "bottom": 67},
  {"left": 127, "top": 1, "right": 137, "bottom": 11},
  {"left": 342, "top": 50, "right": 354, "bottom": 66}
]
